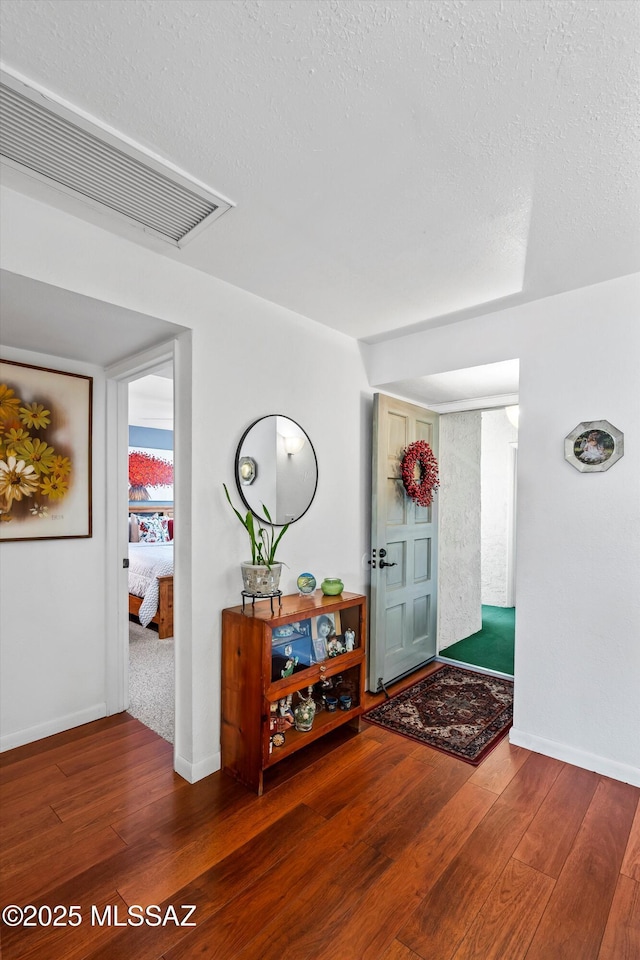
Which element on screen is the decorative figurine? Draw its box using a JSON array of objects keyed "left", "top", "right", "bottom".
[
  {"left": 326, "top": 636, "right": 345, "bottom": 657},
  {"left": 281, "top": 656, "right": 298, "bottom": 678},
  {"left": 344, "top": 628, "right": 356, "bottom": 651},
  {"left": 294, "top": 686, "right": 316, "bottom": 731},
  {"left": 278, "top": 695, "right": 294, "bottom": 728}
]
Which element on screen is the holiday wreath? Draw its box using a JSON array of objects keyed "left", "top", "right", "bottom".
[{"left": 400, "top": 440, "right": 440, "bottom": 508}]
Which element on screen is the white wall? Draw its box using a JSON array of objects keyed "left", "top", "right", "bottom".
[
  {"left": 0, "top": 347, "right": 108, "bottom": 747},
  {"left": 0, "top": 188, "right": 373, "bottom": 775},
  {"left": 3, "top": 186, "right": 639, "bottom": 787},
  {"left": 437, "top": 411, "right": 482, "bottom": 649},
  {"left": 481, "top": 409, "right": 518, "bottom": 606},
  {"left": 365, "top": 273, "right": 640, "bottom": 785}
]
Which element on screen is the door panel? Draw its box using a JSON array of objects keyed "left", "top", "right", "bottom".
[
  {"left": 414, "top": 538, "right": 430, "bottom": 582},
  {"left": 369, "top": 393, "right": 439, "bottom": 690},
  {"left": 385, "top": 604, "right": 405, "bottom": 652},
  {"left": 386, "top": 478, "right": 405, "bottom": 524},
  {"left": 414, "top": 595, "right": 429, "bottom": 641},
  {"left": 386, "top": 541, "right": 405, "bottom": 588}
]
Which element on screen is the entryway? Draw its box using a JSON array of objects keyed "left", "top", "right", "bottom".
[
  {"left": 438, "top": 406, "right": 518, "bottom": 677},
  {"left": 438, "top": 604, "right": 515, "bottom": 675}
]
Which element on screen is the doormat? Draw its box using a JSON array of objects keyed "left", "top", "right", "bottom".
[{"left": 362, "top": 665, "right": 513, "bottom": 765}]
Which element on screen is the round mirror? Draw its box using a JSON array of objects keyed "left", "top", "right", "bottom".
[{"left": 235, "top": 415, "right": 318, "bottom": 525}]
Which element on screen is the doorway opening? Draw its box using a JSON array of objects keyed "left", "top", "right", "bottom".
[
  {"left": 126, "top": 365, "right": 175, "bottom": 742},
  {"left": 438, "top": 406, "right": 517, "bottom": 677}
]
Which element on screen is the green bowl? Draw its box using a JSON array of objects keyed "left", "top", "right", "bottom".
[{"left": 321, "top": 578, "right": 344, "bottom": 596}]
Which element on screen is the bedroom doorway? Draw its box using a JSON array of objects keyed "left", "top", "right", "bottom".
[{"left": 126, "top": 363, "right": 175, "bottom": 743}]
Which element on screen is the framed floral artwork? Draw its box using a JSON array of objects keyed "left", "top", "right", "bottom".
[
  {"left": 0, "top": 359, "right": 92, "bottom": 540},
  {"left": 564, "top": 419, "right": 624, "bottom": 473},
  {"left": 128, "top": 447, "right": 174, "bottom": 503}
]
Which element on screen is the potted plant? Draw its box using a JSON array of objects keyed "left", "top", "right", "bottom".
[{"left": 223, "top": 484, "right": 289, "bottom": 594}]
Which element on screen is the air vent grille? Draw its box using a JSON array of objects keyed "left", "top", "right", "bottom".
[{"left": 0, "top": 77, "right": 232, "bottom": 245}]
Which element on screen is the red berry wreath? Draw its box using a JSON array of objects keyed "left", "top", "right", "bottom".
[{"left": 400, "top": 440, "right": 440, "bottom": 508}]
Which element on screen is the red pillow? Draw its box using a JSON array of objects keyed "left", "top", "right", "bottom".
[{"left": 168, "top": 518, "right": 174, "bottom": 540}]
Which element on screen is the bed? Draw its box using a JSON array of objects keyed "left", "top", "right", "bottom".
[{"left": 128, "top": 510, "right": 174, "bottom": 638}]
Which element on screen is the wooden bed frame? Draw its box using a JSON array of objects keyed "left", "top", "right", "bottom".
[
  {"left": 128, "top": 505, "right": 174, "bottom": 639},
  {"left": 129, "top": 576, "right": 173, "bottom": 639}
]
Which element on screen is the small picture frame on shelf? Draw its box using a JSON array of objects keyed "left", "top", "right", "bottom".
[
  {"left": 311, "top": 611, "right": 341, "bottom": 644},
  {"left": 312, "top": 637, "right": 327, "bottom": 662},
  {"left": 312, "top": 611, "right": 346, "bottom": 658}
]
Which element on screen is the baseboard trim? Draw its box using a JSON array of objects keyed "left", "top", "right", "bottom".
[
  {"left": 0, "top": 703, "right": 107, "bottom": 753},
  {"left": 436, "top": 656, "right": 513, "bottom": 680},
  {"left": 509, "top": 727, "right": 640, "bottom": 787},
  {"left": 174, "top": 750, "right": 221, "bottom": 784}
]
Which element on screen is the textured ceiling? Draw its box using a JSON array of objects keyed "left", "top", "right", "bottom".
[{"left": 1, "top": 0, "right": 638, "bottom": 346}]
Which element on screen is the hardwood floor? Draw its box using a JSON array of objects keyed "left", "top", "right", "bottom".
[{"left": 1, "top": 692, "right": 638, "bottom": 959}]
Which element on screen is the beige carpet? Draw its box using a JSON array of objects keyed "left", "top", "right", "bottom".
[{"left": 128, "top": 620, "right": 174, "bottom": 743}]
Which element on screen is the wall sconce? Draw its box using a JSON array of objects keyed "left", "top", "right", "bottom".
[
  {"left": 283, "top": 435, "right": 305, "bottom": 456},
  {"left": 505, "top": 405, "right": 519, "bottom": 429}
]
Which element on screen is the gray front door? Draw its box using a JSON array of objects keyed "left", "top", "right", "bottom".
[{"left": 369, "top": 393, "right": 439, "bottom": 691}]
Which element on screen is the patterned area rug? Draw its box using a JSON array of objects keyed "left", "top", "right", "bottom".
[{"left": 363, "top": 665, "right": 513, "bottom": 764}]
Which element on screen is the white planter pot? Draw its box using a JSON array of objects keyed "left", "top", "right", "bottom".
[{"left": 241, "top": 562, "right": 282, "bottom": 595}]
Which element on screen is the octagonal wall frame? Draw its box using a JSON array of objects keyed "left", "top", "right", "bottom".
[{"left": 564, "top": 419, "right": 624, "bottom": 472}]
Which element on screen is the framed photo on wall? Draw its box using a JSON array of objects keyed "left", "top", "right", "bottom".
[
  {"left": 564, "top": 419, "right": 624, "bottom": 473},
  {"left": 0, "top": 359, "right": 92, "bottom": 541}
]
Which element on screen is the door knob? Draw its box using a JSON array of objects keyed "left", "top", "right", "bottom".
[{"left": 379, "top": 559, "right": 397, "bottom": 568}]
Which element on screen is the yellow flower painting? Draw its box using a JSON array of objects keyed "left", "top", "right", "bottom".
[{"left": 0, "top": 360, "right": 92, "bottom": 540}]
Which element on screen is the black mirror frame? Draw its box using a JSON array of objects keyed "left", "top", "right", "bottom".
[{"left": 234, "top": 415, "right": 318, "bottom": 526}]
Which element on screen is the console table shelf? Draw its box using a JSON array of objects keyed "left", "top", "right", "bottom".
[{"left": 221, "top": 591, "right": 367, "bottom": 794}]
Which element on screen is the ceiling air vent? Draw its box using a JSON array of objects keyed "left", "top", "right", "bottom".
[{"left": 0, "top": 73, "right": 233, "bottom": 246}]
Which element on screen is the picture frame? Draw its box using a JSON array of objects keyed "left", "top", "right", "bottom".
[
  {"left": 564, "top": 419, "right": 624, "bottom": 473},
  {"left": 238, "top": 456, "right": 257, "bottom": 485},
  {"left": 311, "top": 611, "right": 341, "bottom": 640},
  {"left": 128, "top": 425, "right": 173, "bottom": 505},
  {"left": 312, "top": 637, "right": 327, "bottom": 662},
  {"left": 0, "top": 359, "right": 92, "bottom": 541},
  {"left": 311, "top": 611, "right": 343, "bottom": 658}
]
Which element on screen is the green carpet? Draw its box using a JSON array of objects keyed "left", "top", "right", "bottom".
[{"left": 441, "top": 605, "right": 515, "bottom": 675}]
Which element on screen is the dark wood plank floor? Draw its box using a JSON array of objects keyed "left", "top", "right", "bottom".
[{"left": 1, "top": 683, "right": 638, "bottom": 960}]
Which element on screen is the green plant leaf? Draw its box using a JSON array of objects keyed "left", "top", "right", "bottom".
[
  {"left": 269, "top": 522, "right": 289, "bottom": 563},
  {"left": 223, "top": 483, "right": 288, "bottom": 570}
]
